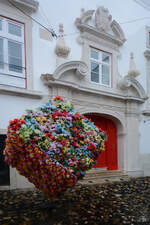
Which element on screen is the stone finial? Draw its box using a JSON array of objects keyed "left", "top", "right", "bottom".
[
  {"left": 58, "top": 23, "right": 64, "bottom": 35},
  {"left": 81, "top": 8, "right": 85, "bottom": 15},
  {"left": 128, "top": 52, "right": 140, "bottom": 78},
  {"left": 55, "top": 24, "right": 70, "bottom": 65}
]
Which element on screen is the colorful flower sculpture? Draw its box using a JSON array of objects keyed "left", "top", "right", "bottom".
[{"left": 4, "top": 96, "right": 105, "bottom": 198}]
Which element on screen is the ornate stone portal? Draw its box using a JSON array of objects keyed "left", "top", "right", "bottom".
[{"left": 41, "top": 6, "right": 147, "bottom": 177}]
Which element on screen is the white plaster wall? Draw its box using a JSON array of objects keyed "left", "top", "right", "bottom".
[
  {"left": 140, "top": 119, "right": 150, "bottom": 153},
  {"left": 32, "top": 0, "right": 150, "bottom": 89},
  {"left": 0, "top": 95, "right": 44, "bottom": 129}
]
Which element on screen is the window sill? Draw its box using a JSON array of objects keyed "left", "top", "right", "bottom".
[{"left": 0, "top": 85, "right": 43, "bottom": 99}]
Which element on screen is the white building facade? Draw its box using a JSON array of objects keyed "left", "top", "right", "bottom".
[{"left": 0, "top": 0, "right": 150, "bottom": 189}]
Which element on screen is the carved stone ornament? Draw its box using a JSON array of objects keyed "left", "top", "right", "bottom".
[
  {"left": 128, "top": 52, "right": 140, "bottom": 78},
  {"left": 118, "top": 75, "right": 147, "bottom": 100},
  {"left": 41, "top": 60, "right": 88, "bottom": 83},
  {"left": 75, "top": 6, "right": 126, "bottom": 46},
  {"left": 55, "top": 24, "right": 70, "bottom": 59},
  {"left": 95, "top": 6, "right": 112, "bottom": 32}
]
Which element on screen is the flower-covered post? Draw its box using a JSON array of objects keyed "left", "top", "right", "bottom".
[{"left": 4, "top": 96, "right": 105, "bottom": 198}]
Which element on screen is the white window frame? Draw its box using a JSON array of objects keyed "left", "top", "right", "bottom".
[
  {"left": 0, "top": 16, "right": 26, "bottom": 88},
  {"left": 90, "top": 47, "right": 112, "bottom": 87}
]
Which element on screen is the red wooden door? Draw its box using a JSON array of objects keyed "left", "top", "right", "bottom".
[{"left": 85, "top": 114, "right": 118, "bottom": 170}]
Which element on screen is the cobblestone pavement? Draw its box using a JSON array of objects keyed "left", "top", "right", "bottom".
[{"left": 0, "top": 177, "right": 150, "bottom": 225}]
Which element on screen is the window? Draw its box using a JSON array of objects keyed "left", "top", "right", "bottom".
[
  {"left": 90, "top": 48, "right": 111, "bottom": 87},
  {"left": 0, "top": 17, "right": 26, "bottom": 88}
]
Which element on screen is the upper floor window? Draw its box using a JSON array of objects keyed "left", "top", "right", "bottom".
[
  {"left": 90, "top": 48, "right": 111, "bottom": 87},
  {"left": 0, "top": 17, "right": 26, "bottom": 88}
]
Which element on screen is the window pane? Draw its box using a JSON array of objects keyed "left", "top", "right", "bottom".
[
  {"left": 91, "top": 62, "right": 99, "bottom": 74},
  {"left": 8, "top": 41, "right": 22, "bottom": 73},
  {"left": 102, "top": 53, "right": 110, "bottom": 64},
  {"left": 0, "top": 39, "right": 4, "bottom": 69},
  {"left": 8, "top": 22, "right": 22, "bottom": 37},
  {"left": 102, "top": 65, "right": 110, "bottom": 85},
  {"left": 0, "top": 20, "right": 2, "bottom": 31},
  {"left": 91, "top": 72, "right": 99, "bottom": 83},
  {"left": 91, "top": 49, "right": 98, "bottom": 60}
]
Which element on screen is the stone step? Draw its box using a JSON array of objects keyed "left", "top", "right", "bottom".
[
  {"left": 83, "top": 174, "right": 128, "bottom": 180},
  {"left": 85, "top": 168, "right": 126, "bottom": 178},
  {"left": 78, "top": 175, "right": 130, "bottom": 185},
  {"left": 80, "top": 169, "right": 129, "bottom": 184},
  {"left": 86, "top": 167, "right": 107, "bottom": 174}
]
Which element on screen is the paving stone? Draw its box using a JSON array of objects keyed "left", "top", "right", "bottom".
[{"left": 0, "top": 177, "right": 150, "bottom": 224}]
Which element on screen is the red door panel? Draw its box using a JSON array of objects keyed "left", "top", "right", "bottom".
[
  {"left": 107, "top": 121, "right": 118, "bottom": 170},
  {"left": 94, "top": 117, "right": 107, "bottom": 167},
  {"left": 85, "top": 114, "right": 118, "bottom": 170}
]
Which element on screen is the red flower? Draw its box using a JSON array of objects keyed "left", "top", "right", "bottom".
[
  {"left": 53, "top": 96, "right": 64, "bottom": 102},
  {"left": 87, "top": 142, "right": 96, "bottom": 150}
]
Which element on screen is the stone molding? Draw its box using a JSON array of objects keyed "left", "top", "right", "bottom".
[
  {"left": 75, "top": 7, "right": 126, "bottom": 47},
  {"left": 118, "top": 75, "right": 147, "bottom": 99},
  {"left": 78, "top": 106, "right": 126, "bottom": 129},
  {"left": 10, "top": 0, "right": 39, "bottom": 11},
  {"left": 76, "top": 24, "right": 124, "bottom": 47},
  {"left": 111, "top": 20, "right": 126, "bottom": 43},
  {"left": 41, "top": 61, "right": 88, "bottom": 81},
  {"left": 0, "top": 85, "right": 43, "bottom": 99},
  {"left": 42, "top": 74, "right": 145, "bottom": 103}
]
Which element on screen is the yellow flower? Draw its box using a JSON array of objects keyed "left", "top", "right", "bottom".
[{"left": 36, "top": 116, "right": 47, "bottom": 124}]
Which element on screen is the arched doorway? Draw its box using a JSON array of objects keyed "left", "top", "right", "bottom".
[{"left": 85, "top": 114, "right": 118, "bottom": 170}]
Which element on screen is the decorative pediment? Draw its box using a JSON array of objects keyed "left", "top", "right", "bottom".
[
  {"left": 41, "top": 61, "right": 88, "bottom": 85},
  {"left": 75, "top": 6, "right": 126, "bottom": 46},
  {"left": 118, "top": 75, "right": 147, "bottom": 100}
]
